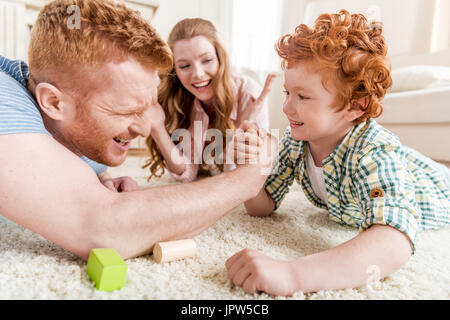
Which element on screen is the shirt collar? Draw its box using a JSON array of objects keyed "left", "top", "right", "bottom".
[
  {"left": 0, "top": 55, "right": 29, "bottom": 88},
  {"left": 322, "top": 120, "right": 371, "bottom": 166},
  {"left": 283, "top": 127, "right": 304, "bottom": 165},
  {"left": 289, "top": 120, "right": 373, "bottom": 167}
]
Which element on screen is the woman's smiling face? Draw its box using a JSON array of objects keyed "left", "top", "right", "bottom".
[{"left": 172, "top": 35, "right": 219, "bottom": 105}]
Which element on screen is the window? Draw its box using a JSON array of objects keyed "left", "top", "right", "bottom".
[{"left": 230, "top": 0, "right": 283, "bottom": 74}]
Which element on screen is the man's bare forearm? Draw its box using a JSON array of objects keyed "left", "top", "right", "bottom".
[
  {"left": 0, "top": 134, "right": 276, "bottom": 261},
  {"left": 98, "top": 165, "right": 267, "bottom": 259}
]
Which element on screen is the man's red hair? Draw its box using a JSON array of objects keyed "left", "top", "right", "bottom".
[{"left": 28, "top": 0, "right": 172, "bottom": 97}]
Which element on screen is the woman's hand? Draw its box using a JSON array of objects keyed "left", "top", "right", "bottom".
[
  {"left": 148, "top": 102, "right": 166, "bottom": 134},
  {"left": 241, "top": 73, "right": 277, "bottom": 123}
]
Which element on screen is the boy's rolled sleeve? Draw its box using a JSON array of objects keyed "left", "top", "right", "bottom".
[
  {"left": 359, "top": 197, "right": 420, "bottom": 253},
  {"left": 354, "top": 145, "right": 421, "bottom": 253}
]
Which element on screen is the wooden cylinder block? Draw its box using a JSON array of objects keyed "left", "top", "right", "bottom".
[{"left": 153, "top": 239, "right": 197, "bottom": 263}]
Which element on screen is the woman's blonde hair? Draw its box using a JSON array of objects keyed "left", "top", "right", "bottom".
[
  {"left": 144, "top": 18, "right": 235, "bottom": 179},
  {"left": 276, "top": 10, "right": 392, "bottom": 123}
]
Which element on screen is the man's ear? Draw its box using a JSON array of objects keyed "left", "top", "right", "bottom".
[
  {"left": 34, "top": 83, "right": 65, "bottom": 121},
  {"left": 343, "top": 96, "right": 370, "bottom": 122}
]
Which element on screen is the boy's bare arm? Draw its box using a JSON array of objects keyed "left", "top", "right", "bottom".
[
  {"left": 230, "top": 121, "right": 276, "bottom": 217},
  {"left": 244, "top": 187, "right": 275, "bottom": 217},
  {"left": 226, "top": 224, "right": 412, "bottom": 296},
  {"left": 292, "top": 224, "right": 412, "bottom": 292}
]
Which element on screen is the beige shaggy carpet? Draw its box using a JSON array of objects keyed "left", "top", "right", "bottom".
[{"left": 0, "top": 156, "right": 449, "bottom": 300}]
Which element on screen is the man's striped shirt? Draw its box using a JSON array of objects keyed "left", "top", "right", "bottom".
[{"left": 0, "top": 55, "right": 107, "bottom": 175}]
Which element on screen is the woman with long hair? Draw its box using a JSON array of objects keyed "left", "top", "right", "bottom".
[{"left": 145, "top": 18, "right": 275, "bottom": 182}]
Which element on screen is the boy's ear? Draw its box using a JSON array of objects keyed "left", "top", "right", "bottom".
[
  {"left": 34, "top": 83, "right": 65, "bottom": 121},
  {"left": 343, "top": 96, "right": 370, "bottom": 122}
]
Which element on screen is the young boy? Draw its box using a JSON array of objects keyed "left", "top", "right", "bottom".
[{"left": 225, "top": 10, "right": 450, "bottom": 296}]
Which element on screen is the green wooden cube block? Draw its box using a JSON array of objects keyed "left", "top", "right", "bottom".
[{"left": 87, "top": 248, "right": 128, "bottom": 291}]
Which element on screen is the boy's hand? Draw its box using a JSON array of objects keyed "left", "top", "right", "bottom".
[
  {"left": 227, "top": 123, "right": 263, "bottom": 165},
  {"left": 226, "top": 121, "right": 278, "bottom": 175},
  {"left": 225, "top": 248, "right": 299, "bottom": 296}
]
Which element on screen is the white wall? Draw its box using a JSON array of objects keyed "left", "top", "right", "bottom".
[
  {"left": 151, "top": 0, "right": 232, "bottom": 44},
  {"left": 431, "top": 0, "right": 450, "bottom": 52},
  {"left": 301, "top": 0, "right": 442, "bottom": 58},
  {"left": 0, "top": 0, "right": 28, "bottom": 60}
]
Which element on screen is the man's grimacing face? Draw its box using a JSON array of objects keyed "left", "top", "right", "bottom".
[{"left": 62, "top": 58, "right": 160, "bottom": 167}]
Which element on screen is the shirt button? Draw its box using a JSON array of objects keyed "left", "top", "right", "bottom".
[{"left": 370, "top": 187, "right": 385, "bottom": 198}]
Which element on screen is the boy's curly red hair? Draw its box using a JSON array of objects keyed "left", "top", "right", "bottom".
[{"left": 276, "top": 10, "right": 392, "bottom": 123}]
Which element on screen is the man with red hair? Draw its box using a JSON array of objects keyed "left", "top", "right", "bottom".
[{"left": 0, "top": 0, "right": 276, "bottom": 260}]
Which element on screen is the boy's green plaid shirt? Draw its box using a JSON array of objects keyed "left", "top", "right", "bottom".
[{"left": 265, "top": 119, "right": 450, "bottom": 252}]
